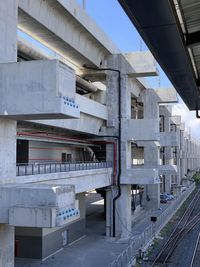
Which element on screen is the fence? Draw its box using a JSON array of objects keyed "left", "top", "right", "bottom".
[
  {"left": 16, "top": 161, "right": 112, "bottom": 176},
  {"left": 109, "top": 183, "right": 196, "bottom": 267}
]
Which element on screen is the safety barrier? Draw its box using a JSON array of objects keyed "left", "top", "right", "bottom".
[
  {"left": 16, "top": 161, "right": 112, "bottom": 176},
  {"left": 109, "top": 183, "right": 196, "bottom": 267}
]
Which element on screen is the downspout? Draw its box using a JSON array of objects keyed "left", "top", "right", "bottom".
[
  {"left": 83, "top": 65, "right": 122, "bottom": 237},
  {"left": 196, "top": 105, "right": 200, "bottom": 118}
]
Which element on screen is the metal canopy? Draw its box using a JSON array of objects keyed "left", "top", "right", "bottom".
[{"left": 118, "top": 0, "right": 200, "bottom": 110}]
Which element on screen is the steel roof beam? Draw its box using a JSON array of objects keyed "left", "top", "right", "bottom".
[{"left": 186, "top": 31, "right": 200, "bottom": 48}]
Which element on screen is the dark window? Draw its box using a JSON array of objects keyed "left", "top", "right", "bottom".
[
  {"left": 61, "top": 153, "right": 66, "bottom": 163},
  {"left": 67, "top": 154, "right": 72, "bottom": 162}
]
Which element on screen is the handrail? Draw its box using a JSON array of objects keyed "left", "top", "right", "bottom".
[{"left": 16, "top": 161, "right": 112, "bottom": 176}]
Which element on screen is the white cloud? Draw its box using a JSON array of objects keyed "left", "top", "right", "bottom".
[{"left": 172, "top": 99, "right": 200, "bottom": 140}]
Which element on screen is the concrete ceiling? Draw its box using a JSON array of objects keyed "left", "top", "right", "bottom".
[{"left": 118, "top": 0, "right": 200, "bottom": 110}]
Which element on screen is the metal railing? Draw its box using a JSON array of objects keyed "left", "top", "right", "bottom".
[
  {"left": 16, "top": 161, "right": 112, "bottom": 176},
  {"left": 109, "top": 183, "right": 196, "bottom": 267}
]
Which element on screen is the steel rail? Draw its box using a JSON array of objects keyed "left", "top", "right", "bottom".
[
  {"left": 190, "top": 231, "right": 200, "bottom": 267},
  {"left": 151, "top": 188, "right": 200, "bottom": 266}
]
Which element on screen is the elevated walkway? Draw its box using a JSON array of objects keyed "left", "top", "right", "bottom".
[{"left": 16, "top": 161, "right": 112, "bottom": 194}]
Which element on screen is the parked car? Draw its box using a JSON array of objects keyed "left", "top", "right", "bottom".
[
  {"left": 160, "top": 194, "right": 168, "bottom": 203},
  {"left": 163, "top": 192, "right": 174, "bottom": 200},
  {"left": 181, "top": 186, "right": 187, "bottom": 193}
]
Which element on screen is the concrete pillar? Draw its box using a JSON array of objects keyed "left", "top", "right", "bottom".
[
  {"left": 0, "top": 119, "right": 16, "bottom": 184},
  {"left": 164, "top": 176, "right": 171, "bottom": 193},
  {"left": 142, "top": 90, "right": 160, "bottom": 211},
  {"left": 144, "top": 184, "right": 160, "bottom": 210},
  {"left": 0, "top": 225, "right": 14, "bottom": 267},
  {"left": 164, "top": 147, "right": 173, "bottom": 193},
  {"left": 143, "top": 143, "right": 160, "bottom": 210},
  {"left": 163, "top": 111, "right": 173, "bottom": 192},
  {"left": 105, "top": 55, "right": 132, "bottom": 238},
  {"left": 116, "top": 185, "right": 132, "bottom": 238},
  {"left": 0, "top": 0, "right": 17, "bottom": 63},
  {"left": 0, "top": 1, "right": 18, "bottom": 266}
]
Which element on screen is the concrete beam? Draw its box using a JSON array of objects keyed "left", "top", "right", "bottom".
[
  {"left": 170, "top": 115, "right": 181, "bottom": 125},
  {"left": 0, "top": 184, "right": 79, "bottom": 227},
  {"left": 31, "top": 113, "right": 104, "bottom": 136},
  {"left": 158, "top": 165, "right": 177, "bottom": 175},
  {"left": 155, "top": 88, "right": 178, "bottom": 103},
  {"left": 159, "top": 132, "right": 180, "bottom": 147},
  {"left": 76, "top": 94, "right": 107, "bottom": 120},
  {"left": 125, "top": 119, "right": 159, "bottom": 141},
  {"left": 16, "top": 168, "right": 112, "bottom": 193},
  {"left": 124, "top": 51, "right": 159, "bottom": 77},
  {"left": 159, "top": 105, "right": 172, "bottom": 116},
  {"left": 0, "top": 60, "right": 80, "bottom": 120},
  {"left": 18, "top": 0, "right": 119, "bottom": 67},
  {"left": 121, "top": 167, "right": 159, "bottom": 184}
]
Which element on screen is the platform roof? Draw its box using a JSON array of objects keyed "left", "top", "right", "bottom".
[{"left": 118, "top": 0, "right": 200, "bottom": 110}]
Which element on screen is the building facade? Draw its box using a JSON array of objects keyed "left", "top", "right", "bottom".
[{"left": 0, "top": 1, "right": 200, "bottom": 266}]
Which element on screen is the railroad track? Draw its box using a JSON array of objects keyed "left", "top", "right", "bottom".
[
  {"left": 189, "top": 231, "right": 200, "bottom": 267},
  {"left": 151, "top": 188, "right": 200, "bottom": 267}
]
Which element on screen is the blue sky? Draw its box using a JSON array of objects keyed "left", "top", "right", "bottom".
[
  {"left": 76, "top": 0, "right": 200, "bottom": 138},
  {"left": 18, "top": 0, "right": 200, "bottom": 138},
  {"left": 76, "top": 0, "right": 172, "bottom": 89}
]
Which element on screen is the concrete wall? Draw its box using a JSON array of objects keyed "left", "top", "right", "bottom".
[
  {"left": 0, "top": 225, "right": 14, "bottom": 266},
  {"left": 0, "top": 60, "right": 80, "bottom": 120},
  {"left": 0, "top": 0, "right": 17, "bottom": 63},
  {"left": 159, "top": 132, "right": 179, "bottom": 147},
  {"left": 15, "top": 193, "right": 86, "bottom": 259},
  {"left": 126, "top": 119, "right": 159, "bottom": 141},
  {"left": 28, "top": 141, "right": 85, "bottom": 163},
  {"left": 17, "top": 168, "right": 112, "bottom": 194},
  {"left": 32, "top": 113, "right": 104, "bottom": 136},
  {"left": 0, "top": 120, "right": 16, "bottom": 184}
]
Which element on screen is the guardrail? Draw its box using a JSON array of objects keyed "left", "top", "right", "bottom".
[
  {"left": 109, "top": 183, "right": 196, "bottom": 267},
  {"left": 16, "top": 161, "right": 112, "bottom": 176}
]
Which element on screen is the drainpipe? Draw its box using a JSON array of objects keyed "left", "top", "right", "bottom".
[
  {"left": 196, "top": 105, "right": 200, "bottom": 118},
  {"left": 83, "top": 65, "right": 122, "bottom": 237}
]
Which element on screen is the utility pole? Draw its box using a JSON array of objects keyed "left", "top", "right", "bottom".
[{"left": 83, "top": 0, "right": 86, "bottom": 9}]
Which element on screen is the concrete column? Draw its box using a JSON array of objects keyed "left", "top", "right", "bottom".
[
  {"left": 143, "top": 143, "right": 160, "bottom": 210},
  {"left": 164, "top": 146, "right": 173, "bottom": 193},
  {"left": 163, "top": 111, "right": 173, "bottom": 192},
  {"left": 0, "top": 225, "right": 14, "bottom": 267},
  {"left": 0, "top": 0, "right": 18, "bottom": 63},
  {"left": 0, "top": 119, "right": 16, "bottom": 184},
  {"left": 0, "top": 1, "right": 18, "bottom": 266},
  {"left": 116, "top": 185, "right": 132, "bottom": 238},
  {"left": 142, "top": 90, "right": 160, "bottom": 210},
  {"left": 144, "top": 184, "right": 160, "bottom": 210},
  {"left": 105, "top": 55, "right": 132, "bottom": 238},
  {"left": 164, "top": 176, "right": 171, "bottom": 193}
]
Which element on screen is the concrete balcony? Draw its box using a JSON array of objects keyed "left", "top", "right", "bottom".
[
  {"left": 170, "top": 116, "right": 181, "bottom": 125},
  {"left": 76, "top": 94, "right": 107, "bottom": 120},
  {"left": 121, "top": 165, "right": 159, "bottom": 184},
  {"left": 16, "top": 162, "right": 113, "bottom": 194},
  {"left": 158, "top": 164, "right": 177, "bottom": 175},
  {"left": 155, "top": 88, "right": 178, "bottom": 103},
  {"left": 126, "top": 119, "right": 159, "bottom": 141},
  {"left": 0, "top": 184, "right": 80, "bottom": 227},
  {"left": 159, "top": 132, "right": 179, "bottom": 147},
  {"left": 124, "top": 51, "right": 159, "bottom": 77},
  {"left": 0, "top": 60, "right": 80, "bottom": 120}
]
